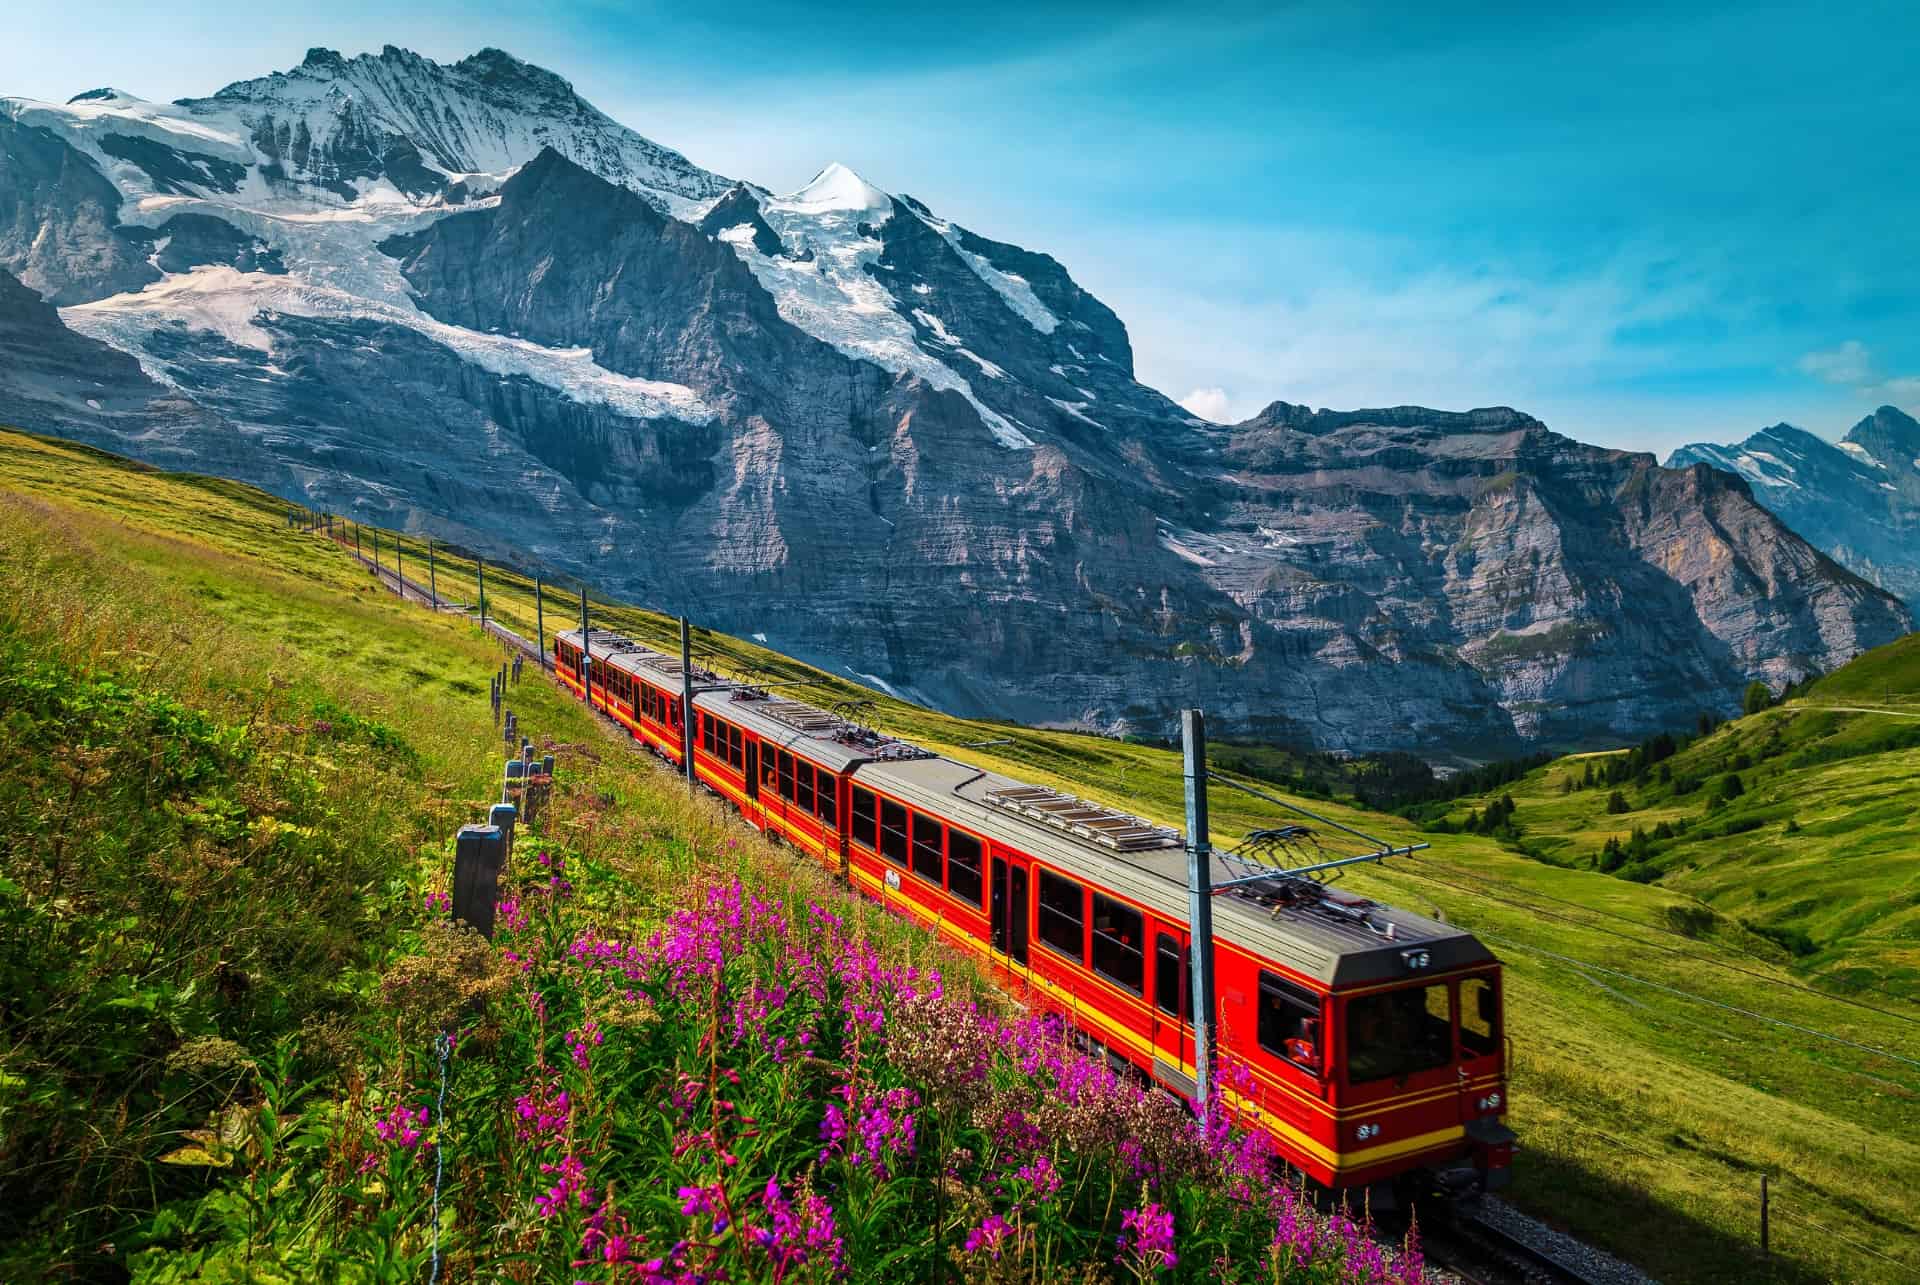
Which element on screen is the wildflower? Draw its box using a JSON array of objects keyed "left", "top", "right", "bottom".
[
  {"left": 498, "top": 895, "right": 528, "bottom": 933},
  {"left": 750, "top": 1178, "right": 846, "bottom": 1279},
  {"left": 373, "top": 1103, "right": 429, "bottom": 1150},
  {"left": 422, "top": 890, "right": 451, "bottom": 914},
  {"left": 1117, "top": 1202, "right": 1178, "bottom": 1274},
  {"left": 535, "top": 1155, "right": 595, "bottom": 1218},
  {"left": 964, "top": 1213, "right": 1014, "bottom": 1260},
  {"left": 565, "top": 1020, "right": 603, "bottom": 1071}
]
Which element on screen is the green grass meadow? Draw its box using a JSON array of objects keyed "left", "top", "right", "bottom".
[{"left": 1, "top": 428, "right": 1916, "bottom": 1282}]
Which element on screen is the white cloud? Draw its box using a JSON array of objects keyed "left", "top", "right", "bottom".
[
  {"left": 1795, "top": 341, "right": 1920, "bottom": 414},
  {"left": 1178, "top": 387, "right": 1234, "bottom": 422},
  {"left": 1798, "top": 340, "right": 1876, "bottom": 387}
]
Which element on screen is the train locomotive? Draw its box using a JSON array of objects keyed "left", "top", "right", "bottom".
[{"left": 553, "top": 627, "right": 1514, "bottom": 1199}]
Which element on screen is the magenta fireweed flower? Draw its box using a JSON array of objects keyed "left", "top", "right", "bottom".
[
  {"left": 750, "top": 1178, "right": 846, "bottom": 1279},
  {"left": 535, "top": 1154, "right": 596, "bottom": 1218},
  {"left": 514, "top": 1070, "right": 572, "bottom": 1146},
  {"left": 565, "top": 1020, "right": 603, "bottom": 1071},
  {"left": 373, "top": 1104, "right": 429, "bottom": 1150},
  {"left": 1012, "top": 1155, "right": 1062, "bottom": 1203},
  {"left": 422, "top": 890, "right": 450, "bottom": 913},
  {"left": 964, "top": 1213, "right": 1014, "bottom": 1260},
  {"left": 1118, "top": 1202, "right": 1178, "bottom": 1273},
  {"left": 498, "top": 895, "right": 528, "bottom": 933}
]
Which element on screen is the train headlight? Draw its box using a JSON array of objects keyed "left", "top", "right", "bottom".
[
  {"left": 1355, "top": 1122, "right": 1380, "bottom": 1141},
  {"left": 1478, "top": 1092, "right": 1502, "bottom": 1111}
]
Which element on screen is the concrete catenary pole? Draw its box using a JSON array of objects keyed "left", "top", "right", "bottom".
[
  {"left": 1182, "top": 708, "right": 1217, "bottom": 1117},
  {"left": 535, "top": 577, "right": 545, "bottom": 664},
  {"left": 680, "top": 616, "right": 696, "bottom": 791},
  {"left": 477, "top": 557, "right": 487, "bottom": 632},
  {"left": 427, "top": 538, "right": 438, "bottom": 608},
  {"left": 579, "top": 586, "right": 592, "bottom": 710}
]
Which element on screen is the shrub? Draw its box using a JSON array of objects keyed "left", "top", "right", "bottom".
[
  {"left": 1743, "top": 681, "right": 1774, "bottom": 716},
  {"left": 1665, "top": 906, "right": 1716, "bottom": 938},
  {"left": 1605, "top": 790, "right": 1630, "bottom": 815}
]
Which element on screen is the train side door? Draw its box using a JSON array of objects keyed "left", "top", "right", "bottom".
[
  {"left": 990, "top": 854, "right": 1029, "bottom": 967},
  {"left": 1151, "top": 931, "right": 1196, "bottom": 1097}
]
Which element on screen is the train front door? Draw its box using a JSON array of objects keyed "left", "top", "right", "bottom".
[{"left": 990, "top": 855, "right": 1029, "bottom": 966}]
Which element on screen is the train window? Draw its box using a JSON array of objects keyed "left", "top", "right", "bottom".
[
  {"left": 1035, "top": 869, "right": 1086, "bottom": 964},
  {"left": 947, "top": 830, "right": 983, "bottom": 907},
  {"left": 763, "top": 747, "right": 778, "bottom": 789},
  {"left": 1154, "top": 935, "right": 1185, "bottom": 1017},
  {"left": 817, "top": 775, "right": 837, "bottom": 829},
  {"left": 911, "top": 812, "right": 943, "bottom": 884},
  {"left": 701, "top": 715, "right": 715, "bottom": 755},
  {"left": 1090, "top": 894, "right": 1144, "bottom": 994},
  {"left": 1257, "top": 972, "right": 1323, "bottom": 1074},
  {"left": 1346, "top": 984, "right": 1452, "bottom": 1085},
  {"left": 851, "top": 787, "right": 877, "bottom": 848},
  {"left": 729, "top": 725, "right": 743, "bottom": 770},
  {"left": 1459, "top": 975, "right": 1499, "bottom": 1057},
  {"left": 879, "top": 799, "right": 909, "bottom": 866},
  {"left": 779, "top": 750, "right": 795, "bottom": 801},
  {"left": 796, "top": 760, "right": 816, "bottom": 814},
  {"left": 670, "top": 698, "right": 681, "bottom": 731}
]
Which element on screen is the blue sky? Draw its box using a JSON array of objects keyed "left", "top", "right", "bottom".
[{"left": 5, "top": 1, "right": 1915, "bottom": 455}]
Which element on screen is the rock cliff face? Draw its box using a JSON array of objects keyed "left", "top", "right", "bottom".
[
  {"left": 0, "top": 46, "right": 1909, "bottom": 756},
  {"left": 1668, "top": 410, "right": 1920, "bottom": 610}
]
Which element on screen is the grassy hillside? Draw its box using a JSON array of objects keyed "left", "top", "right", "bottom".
[
  {"left": 1426, "top": 638, "right": 1920, "bottom": 999},
  {"left": 1, "top": 428, "right": 1916, "bottom": 1282}
]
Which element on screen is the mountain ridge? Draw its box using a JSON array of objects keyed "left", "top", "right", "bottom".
[
  {"left": 1667, "top": 405, "right": 1920, "bottom": 610},
  {"left": 0, "top": 45, "right": 1909, "bottom": 755}
]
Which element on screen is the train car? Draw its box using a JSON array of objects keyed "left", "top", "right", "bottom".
[{"left": 549, "top": 629, "right": 1512, "bottom": 1199}]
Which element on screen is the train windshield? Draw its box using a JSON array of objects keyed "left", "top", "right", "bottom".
[{"left": 1346, "top": 982, "right": 1452, "bottom": 1084}]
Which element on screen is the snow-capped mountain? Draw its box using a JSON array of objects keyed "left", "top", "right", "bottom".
[
  {"left": 1, "top": 45, "right": 1909, "bottom": 755},
  {"left": 1667, "top": 408, "right": 1920, "bottom": 610}
]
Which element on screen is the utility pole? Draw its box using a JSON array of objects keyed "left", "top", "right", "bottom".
[
  {"left": 372, "top": 530, "right": 380, "bottom": 576},
  {"left": 477, "top": 558, "right": 487, "bottom": 632},
  {"left": 680, "top": 616, "right": 697, "bottom": 791},
  {"left": 579, "top": 587, "right": 592, "bottom": 709},
  {"left": 354, "top": 522, "right": 361, "bottom": 558},
  {"left": 535, "top": 577, "right": 545, "bottom": 665},
  {"left": 1182, "top": 709, "right": 1217, "bottom": 1117},
  {"left": 427, "top": 538, "right": 438, "bottom": 608}
]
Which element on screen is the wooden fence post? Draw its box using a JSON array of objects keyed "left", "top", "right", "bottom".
[{"left": 451, "top": 823, "right": 507, "bottom": 938}]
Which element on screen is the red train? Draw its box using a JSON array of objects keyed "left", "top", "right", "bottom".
[{"left": 553, "top": 628, "right": 1513, "bottom": 1199}]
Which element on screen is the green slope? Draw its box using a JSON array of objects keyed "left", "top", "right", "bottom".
[
  {"left": 1431, "top": 635, "right": 1920, "bottom": 999},
  {"left": 1, "top": 428, "right": 1916, "bottom": 1283}
]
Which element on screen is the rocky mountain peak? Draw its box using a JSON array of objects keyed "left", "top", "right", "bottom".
[{"left": 1845, "top": 404, "right": 1920, "bottom": 463}]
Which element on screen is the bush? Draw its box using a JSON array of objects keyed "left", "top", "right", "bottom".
[
  {"left": 1605, "top": 790, "right": 1630, "bottom": 815},
  {"left": 1665, "top": 905, "right": 1716, "bottom": 938},
  {"left": 1748, "top": 921, "right": 1819, "bottom": 958},
  {"left": 1744, "top": 681, "right": 1774, "bottom": 716}
]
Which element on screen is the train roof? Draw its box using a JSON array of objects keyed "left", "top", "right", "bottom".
[
  {"left": 555, "top": 626, "right": 1494, "bottom": 988},
  {"left": 854, "top": 754, "right": 1493, "bottom": 988}
]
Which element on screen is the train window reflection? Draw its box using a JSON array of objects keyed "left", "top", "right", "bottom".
[
  {"left": 1459, "top": 975, "right": 1499, "bottom": 1057},
  {"left": 1257, "top": 971, "right": 1322, "bottom": 1074},
  {"left": 1090, "top": 894, "right": 1144, "bottom": 994},
  {"left": 1346, "top": 984, "right": 1451, "bottom": 1084}
]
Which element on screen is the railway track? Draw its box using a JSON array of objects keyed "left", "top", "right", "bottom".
[{"left": 1415, "top": 1200, "right": 1641, "bottom": 1285}]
